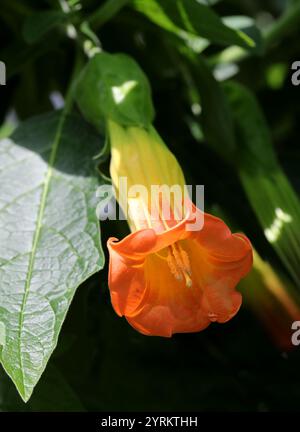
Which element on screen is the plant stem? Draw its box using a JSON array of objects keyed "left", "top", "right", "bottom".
[{"left": 64, "top": 49, "right": 84, "bottom": 113}]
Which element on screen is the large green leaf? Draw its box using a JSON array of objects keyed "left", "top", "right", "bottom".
[
  {"left": 223, "top": 81, "right": 300, "bottom": 288},
  {"left": 0, "top": 111, "right": 104, "bottom": 401},
  {"left": 132, "top": 0, "right": 255, "bottom": 49}
]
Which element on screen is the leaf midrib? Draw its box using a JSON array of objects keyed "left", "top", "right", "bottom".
[{"left": 17, "top": 109, "right": 68, "bottom": 397}]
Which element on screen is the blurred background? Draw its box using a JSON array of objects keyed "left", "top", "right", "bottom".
[{"left": 1, "top": 0, "right": 300, "bottom": 412}]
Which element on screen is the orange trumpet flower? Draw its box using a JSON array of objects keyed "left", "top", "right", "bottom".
[{"left": 107, "top": 121, "right": 253, "bottom": 337}]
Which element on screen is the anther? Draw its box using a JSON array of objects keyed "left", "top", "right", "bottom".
[{"left": 167, "top": 244, "right": 193, "bottom": 288}]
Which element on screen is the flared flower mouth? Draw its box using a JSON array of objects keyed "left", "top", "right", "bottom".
[{"left": 108, "top": 206, "right": 252, "bottom": 337}]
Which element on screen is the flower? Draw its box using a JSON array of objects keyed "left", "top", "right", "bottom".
[{"left": 107, "top": 121, "right": 253, "bottom": 337}]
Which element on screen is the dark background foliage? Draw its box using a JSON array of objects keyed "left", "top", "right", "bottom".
[{"left": 1, "top": 0, "right": 300, "bottom": 411}]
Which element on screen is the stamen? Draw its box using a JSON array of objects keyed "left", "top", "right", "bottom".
[
  {"left": 178, "top": 248, "right": 192, "bottom": 276},
  {"left": 167, "top": 243, "right": 193, "bottom": 288},
  {"left": 167, "top": 252, "right": 183, "bottom": 281}
]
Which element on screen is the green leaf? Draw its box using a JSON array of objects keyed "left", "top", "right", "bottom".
[
  {"left": 187, "top": 54, "right": 236, "bottom": 158},
  {"left": 133, "top": 0, "right": 209, "bottom": 53},
  {"left": 0, "top": 363, "right": 85, "bottom": 412},
  {"left": 222, "top": 15, "right": 264, "bottom": 55},
  {"left": 0, "top": 111, "right": 105, "bottom": 402},
  {"left": 132, "top": 0, "right": 255, "bottom": 49},
  {"left": 22, "top": 11, "right": 67, "bottom": 44},
  {"left": 76, "top": 52, "right": 155, "bottom": 128},
  {"left": 224, "top": 81, "right": 300, "bottom": 288},
  {"left": 223, "top": 81, "right": 278, "bottom": 172}
]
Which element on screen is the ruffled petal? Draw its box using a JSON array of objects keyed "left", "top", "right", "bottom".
[
  {"left": 107, "top": 206, "right": 253, "bottom": 336},
  {"left": 185, "top": 216, "right": 252, "bottom": 323},
  {"left": 126, "top": 252, "right": 211, "bottom": 337}
]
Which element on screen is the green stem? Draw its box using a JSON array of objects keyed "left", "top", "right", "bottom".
[
  {"left": 88, "top": 0, "right": 130, "bottom": 28},
  {"left": 64, "top": 49, "right": 84, "bottom": 112}
]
